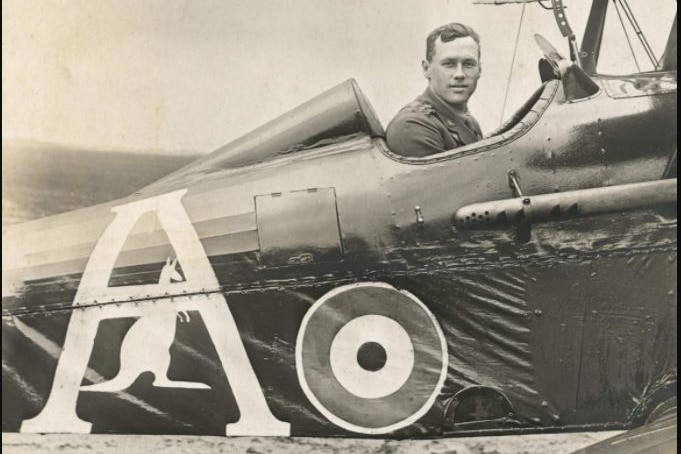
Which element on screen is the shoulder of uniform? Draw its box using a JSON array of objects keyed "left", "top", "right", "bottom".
[{"left": 400, "top": 99, "right": 437, "bottom": 116}]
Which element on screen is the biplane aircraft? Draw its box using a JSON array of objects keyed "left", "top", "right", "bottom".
[{"left": 2, "top": 0, "right": 677, "bottom": 440}]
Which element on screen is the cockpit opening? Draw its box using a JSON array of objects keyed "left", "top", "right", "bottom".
[{"left": 382, "top": 80, "right": 560, "bottom": 162}]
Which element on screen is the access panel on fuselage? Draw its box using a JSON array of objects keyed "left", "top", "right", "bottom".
[{"left": 255, "top": 188, "right": 344, "bottom": 267}]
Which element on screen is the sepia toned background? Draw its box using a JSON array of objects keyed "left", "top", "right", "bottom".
[
  {"left": 2, "top": 1, "right": 674, "bottom": 452},
  {"left": 3, "top": 0, "right": 675, "bottom": 153}
]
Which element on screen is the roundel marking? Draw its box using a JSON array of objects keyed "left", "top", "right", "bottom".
[
  {"left": 296, "top": 282, "right": 448, "bottom": 434},
  {"left": 329, "top": 314, "right": 415, "bottom": 399}
]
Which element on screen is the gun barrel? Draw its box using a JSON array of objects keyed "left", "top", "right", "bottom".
[{"left": 455, "top": 179, "right": 677, "bottom": 229}]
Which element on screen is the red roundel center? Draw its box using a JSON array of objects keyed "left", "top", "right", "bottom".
[{"left": 357, "top": 341, "right": 387, "bottom": 372}]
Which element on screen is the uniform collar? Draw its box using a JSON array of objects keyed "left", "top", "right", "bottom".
[
  {"left": 419, "top": 87, "right": 482, "bottom": 144},
  {"left": 420, "top": 87, "right": 470, "bottom": 129}
]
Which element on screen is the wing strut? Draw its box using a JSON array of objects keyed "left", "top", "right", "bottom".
[
  {"left": 499, "top": 1, "right": 528, "bottom": 125},
  {"left": 549, "top": 0, "right": 581, "bottom": 66},
  {"left": 617, "top": 0, "right": 659, "bottom": 70}
]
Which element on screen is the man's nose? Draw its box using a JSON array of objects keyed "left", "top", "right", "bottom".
[{"left": 453, "top": 64, "right": 466, "bottom": 79}]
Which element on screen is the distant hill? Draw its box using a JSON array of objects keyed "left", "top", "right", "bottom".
[{"left": 2, "top": 141, "right": 200, "bottom": 226}]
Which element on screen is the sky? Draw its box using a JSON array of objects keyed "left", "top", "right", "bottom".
[{"left": 2, "top": 0, "right": 676, "bottom": 155}]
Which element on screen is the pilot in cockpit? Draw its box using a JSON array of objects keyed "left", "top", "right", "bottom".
[{"left": 387, "top": 23, "right": 483, "bottom": 157}]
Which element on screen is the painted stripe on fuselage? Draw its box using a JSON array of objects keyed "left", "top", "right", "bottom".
[
  {"left": 9, "top": 212, "right": 257, "bottom": 269},
  {"left": 4, "top": 216, "right": 259, "bottom": 295}
]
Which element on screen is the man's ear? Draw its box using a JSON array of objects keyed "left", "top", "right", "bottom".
[{"left": 422, "top": 59, "right": 431, "bottom": 79}]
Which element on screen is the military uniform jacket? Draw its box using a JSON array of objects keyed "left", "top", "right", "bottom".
[{"left": 386, "top": 87, "right": 483, "bottom": 158}]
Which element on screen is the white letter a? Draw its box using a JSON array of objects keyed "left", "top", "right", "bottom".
[{"left": 21, "top": 189, "right": 290, "bottom": 436}]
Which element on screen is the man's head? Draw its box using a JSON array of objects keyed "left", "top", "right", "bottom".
[{"left": 422, "top": 23, "right": 481, "bottom": 112}]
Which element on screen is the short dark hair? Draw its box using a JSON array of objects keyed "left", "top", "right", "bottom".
[{"left": 426, "top": 23, "right": 481, "bottom": 62}]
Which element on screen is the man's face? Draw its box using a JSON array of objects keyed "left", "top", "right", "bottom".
[{"left": 423, "top": 36, "right": 481, "bottom": 109}]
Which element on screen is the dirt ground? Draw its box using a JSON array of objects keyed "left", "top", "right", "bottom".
[{"left": 3, "top": 431, "right": 621, "bottom": 454}]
